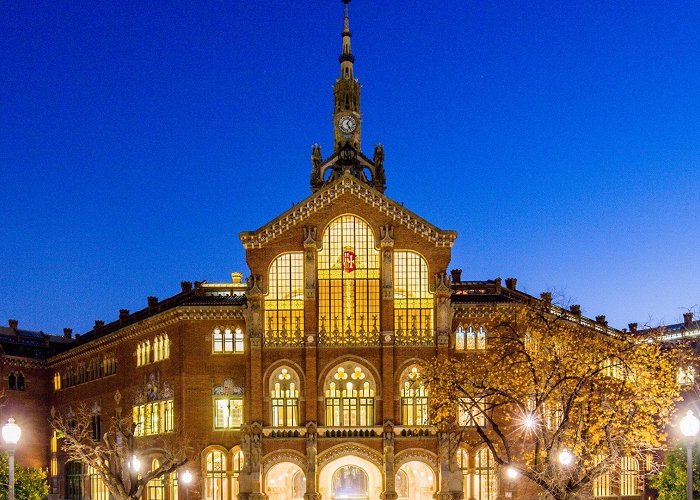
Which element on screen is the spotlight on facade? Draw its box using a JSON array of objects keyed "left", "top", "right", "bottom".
[{"left": 558, "top": 449, "right": 573, "bottom": 466}]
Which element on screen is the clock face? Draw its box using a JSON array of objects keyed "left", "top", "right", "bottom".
[{"left": 338, "top": 115, "right": 357, "bottom": 134}]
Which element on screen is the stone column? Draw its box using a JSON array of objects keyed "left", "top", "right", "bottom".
[
  {"left": 436, "top": 432, "right": 464, "bottom": 500},
  {"left": 249, "top": 423, "right": 267, "bottom": 500},
  {"left": 246, "top": 276, "right": 265, "bottom": 422},
  {"left": 303, "top": 226, "right": 319, "bottom": 423},
  {"left": 304, "top": 423, "right": 321, "bottom": 500},
  {"left": 381, "top": 422, "right": 398, "bottom": 500},
  {"left": 434, "top": 273, "right": 452, "bottom": 357}
]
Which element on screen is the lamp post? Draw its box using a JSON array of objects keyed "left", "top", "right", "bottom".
[
  {"left": 181, "top": 470, "right": 192, "bottom": 500},
  {"left": 680, "top": 410, "right": 699, "bottom": 500},
  {"left": 505, "top": 466, "right": 519, "bottom": 498},
  {"left": 2, "top": 418, "right": 22, "bottom": 500},
  {"left": 558, "top": 449, "right": 573, "bottom": 466}
]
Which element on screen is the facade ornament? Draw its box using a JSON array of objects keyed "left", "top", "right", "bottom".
[
  {"left": 304, "top": 421, "right": 321, "bottom": 499},
  {"left": 373, "top": 144, "right": 386, "bottom": 193},
  {"left": 213, "top": 378, "right": 244, "bottom": 396},
  {"left": 380, "top": 225, "right": 394, "bottom": 299},
  {"left": 310, "top": 144, "right": 323, "bottom": 190},
  {"left": 381, "top": 421, "right": 398, "bottom": 500},
  {"left": 304, "top": 226, "right": 318, "bottom": 299},
  {"left": 91, "top": 401, "right": 101, "bottom": 415},
  {"left": 435, "top": 273, "right": 453, "bottom": 344}
]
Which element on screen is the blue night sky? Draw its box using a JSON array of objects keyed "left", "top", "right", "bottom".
[{"left": 1, "top": 0, "right": 699, "bottom": 335}]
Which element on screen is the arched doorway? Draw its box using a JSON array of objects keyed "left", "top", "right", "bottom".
[
  {"left": 396, "top": 461, "right": 435, "bottom": 500},
  {"left": 265, "top": 462, "right": 305, "bottom": 500},
  {"left": 318, "top": 454, "right": 382, "bottom": 500}
]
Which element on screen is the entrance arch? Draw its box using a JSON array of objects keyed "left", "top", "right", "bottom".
[
  {"left": 396, "top": 461, "right": 436, "bottom": 500},
  {"left": 318, "top": 455, "right": 382, "bottom": 500},
  {"left": 265, "top": 462, "right": 305, "bottom": 500}
]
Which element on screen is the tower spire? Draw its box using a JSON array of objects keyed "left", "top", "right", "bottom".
[
  {"left": 333, "top": 0, "right": 361, "bottom": 152},
  {"left": 340, "top": 0, "right": 354, "bottom": 80}
]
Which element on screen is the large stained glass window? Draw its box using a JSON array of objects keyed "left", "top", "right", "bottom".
[
  {"left": 318, "top": 215, "right": 380, "bottom": 345},
  {"left": 394, "top": 251, "right": 433, "bottom": 344},
  {"left": 265, "top": 253, "right": 305, "bottom": 346}
]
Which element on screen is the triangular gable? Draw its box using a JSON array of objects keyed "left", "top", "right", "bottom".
[{"left": 239, "top": 171, "right": 457, "bottom": 249}]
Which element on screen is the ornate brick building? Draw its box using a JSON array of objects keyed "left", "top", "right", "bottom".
[{"left": 0, "top": 2, "right": 655, "bottom": 500}]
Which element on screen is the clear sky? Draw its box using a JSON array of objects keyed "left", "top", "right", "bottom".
[{"left": 1, "top": 0, "right": 698, "bottom": 335}]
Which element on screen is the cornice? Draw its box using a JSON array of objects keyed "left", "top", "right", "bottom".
[
  {"left": 0, "top": 354, "right": 47, "bottom": 370},
  {"left": 240, "top": 173, "right": 457, "bottom": 249},
  {"left": 48, "top": 305, "right": 246, "bottom": 366}
]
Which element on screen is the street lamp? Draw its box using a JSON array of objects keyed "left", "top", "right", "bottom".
[
  {"left": 680, "top": 410, "right": 699, "bottom": 500},
  {"left": 2, "top": 418, "right": 22, "bottom": 500},
  {"left": 558, "top": 449, "right": 573, "bottom": 466},
  {"left": 181, "top": 470, "right": 193, "bottom": 500},
  {"left": 505, "top": 466, "right": 519, "bottom": 499}
]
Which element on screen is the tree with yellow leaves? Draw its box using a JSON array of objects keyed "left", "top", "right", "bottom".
[{"left": 424, "top": 304, "right": 681, "bottom": 500}]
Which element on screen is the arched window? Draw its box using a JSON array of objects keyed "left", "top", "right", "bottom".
[
  {"left": 212, "top": 327, "right": 245, "bottom": 353},
  {"left": 66, "top": 461, "right": 85, "bottom": 500},
  {"left": 270, "top": 367, "right": 300, "bottom": 427},
  {"left": 474, "top": 447, "right": 498, "bottom": 500},
  {"left": 592, "top": 455, "right": 611, "bottom": 497},
  {"left": 396, "top": 469, "right": 409, "bottom": 500},
  {"left": 147, "top": 459, "right": 165, "bottom": 500},
  {"left": 400, "top": 366, "right": 429, "bottom": 426},
  {"left": 332, "top": 465, "right": 369, "bottom": 500},
  {"left": 620, "top": 456, "right": 639, "bottom": 496},
  {"left": 265, "top": 253, "right": 305, "bottom": 346},
  {"left": 78, "top": 363, "right": 86, "bottom": 384},
  {"left": 8, "top": 372, "right": 16, "bottom": 390},
  {"left": 170, "top": 471, "right": 178, "bottom": 500},
  {"left": 88, "top": 466, "right": 108, "bottom": 500},
  {"left": 205, "top": 450, "right": 229, "bottom": 500},
  {"left": 393, "top": 251, "right": 434, "bottom": 344},
  {"left": 54, "top": 371, "right": 61, "bottom": 390},
  {"left": 318, "top": 215, "right": 380, "bottom": 345},
  {"left": 16, "top": 372, "right": 24, "bottom": 390},
  {"left": 324, "top": 364, "right": 375, "bottom": 427},
  {"left": 455, "top": 324, "right": 486, "bottom": 351}
]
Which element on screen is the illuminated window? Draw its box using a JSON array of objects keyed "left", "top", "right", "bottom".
[
  {"left": 170, "top": 471, "right": 178, "bottom": 500},
  {"left": 213, "top": 327, "right": 245, "bottom": 353},
  {"left": 137, "top": 340, "right": 151, "bottom": 367},
  {"left": 601, "top": 357, "right": 624, "bottom": 380},
  {"left": 53, "top": 371, "right": 61, "bottom": 390},
  {"left": 78, "top": 363, "right": 86, "bottom": 384},
  {"left": 458, "top": 397, "right": 486, "bottom": 427},
  {"left": 265, "top": 252, "right": 305, "bottom": 346},
  {"left": 148, "top": 459, "right": 165, "bottom": 500},
  {"left": 318, "top": 215, "right": 380, "bottom": 345},
  {"left": 88, "top": 465, "right": 109, "bottom": 500},
  {"left": 543, "top": 402, "right": 563, "bottom": 430},
  {"left": 474, "top": 448, "right": 498, "bottom": 500},
  {"left": 153, "top": 335, "right": 170, "bottom": 362},
  {"left": 103, "top": 353, "right": 117, "bottom": 376},
  {"left": 458, "top": 450, "right": 470, "bottom": 499},
  {"left": 678, "top": 366, "right": 695, "bottom": 385},
  {"left": 50, "top": 431, "right": 58, "bottom": 477},
  {"left": 214, "top": 398, "right": 244, "bottom": 429},
  {"left": 592, "top": 455, "right": 611, "bottom": 497},
  {"left": 325, "top": 365, "right": 375, "bottom": 426},
  {"left": 271, "top": 368, "right": 299, "bottom": 427},
  {"left": 66, "top": 462, "right": 85, "bottom": 500},
  {"left": 455, "top": 325, "right": 486, "bottom": 351},
  {"left": 400, "top": 366, "right": 429, "bottom": 426},
  {"left": 132, "top": 400, "right": 174, "bottom": 436},
  {"left": 205, "top": 450, "right": 228, "bottom": 500},
  {"left": 91, "top": 414, "right": 101, "bottom": 441},
  {"left": 620, "top": 456, "right": 639, "bottom": 496},
  {"left": 394, "top": 251, "right": 433, "bottom": 344}
]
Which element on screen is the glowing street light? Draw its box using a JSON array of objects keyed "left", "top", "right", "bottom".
[
  {"left": 2, "top": 418, "right": 22, "bottom": 500},
  {"left": 680, "top": 410, "right": 700, "bottom": 500},
  {"left": 181, "top": 470, "right": 193, "bottom": 500},
  {"left": 130, "top": 456, "right": 141, "bottom": 472},
  {"left": 558, "top": 449, "right": 573, "bottom": 466},
  {"left": 506, "top": 466, "right": 520, "bottom": 479}
]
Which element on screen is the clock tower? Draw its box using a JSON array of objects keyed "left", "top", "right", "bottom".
[
  {"left": 310, "top": 0, "right": 386, "bottom": 194},
  {"left": 333, "top": 0, "right": 361, "bottom": 151}
]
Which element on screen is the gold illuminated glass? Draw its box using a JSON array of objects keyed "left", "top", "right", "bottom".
[
  {"left": 394, "top": 251, "right": 433, "bottom": 344},
  {"left": 271, "top": 368, "right": 299, "bottom": 427},
  {"left": 132, "top": 400, "right": 174, "bottom": 436},
  {"left": 318, "top": 215, "right": 380, "bottom": 344},
  {"left": 400, "top": 366, "right": 429, "bottom": 426},
  {"left": 324, "top": 365, "right": 375, "bottom": 426},
  {"left": 265, "top": 253, "right": 305, "bottom": 345}
]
